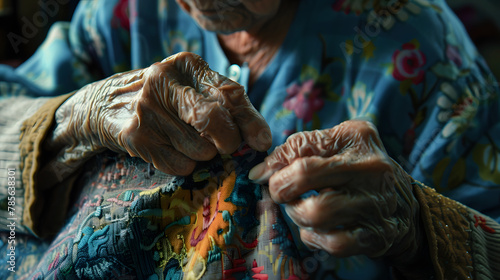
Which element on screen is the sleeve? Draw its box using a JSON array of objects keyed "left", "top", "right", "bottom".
[
  {"left": 18, "top": 93, "right": 77, "bottom": 238},
  {"left": 0, "top": 96, "right": 51, "bottom": 235},
  {"left": 0, "top": 0, "right": 133, "bottom": 237}
]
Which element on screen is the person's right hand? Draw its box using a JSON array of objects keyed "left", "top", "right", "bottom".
[{"left": 52, "top": 52, "right": 272, "bottom": 175}]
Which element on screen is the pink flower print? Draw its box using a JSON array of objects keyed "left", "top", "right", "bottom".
[
  {"left": 392, "top": 42, "right": 427, "bottom": 84},
  {"left": 113, "top": 0, "right": 130, "bottom": 31},
  {"left": 283, "top": 79, "right": 325, "bottom": 123}
]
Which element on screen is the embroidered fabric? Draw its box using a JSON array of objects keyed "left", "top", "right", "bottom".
[{"left": 16, "top": 147, "right": 307, "bottom": 279}]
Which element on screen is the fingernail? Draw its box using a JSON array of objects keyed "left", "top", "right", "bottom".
[
  {"left": 257, "top": 130, "right": 272, "bottom": 151},
  {"left": 248, "top": 163, "right": 265, "bottom": 181}
]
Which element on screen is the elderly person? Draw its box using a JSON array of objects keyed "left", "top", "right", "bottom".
[{"left": 1, "top": 0, "right": 499, "bottom": 279}]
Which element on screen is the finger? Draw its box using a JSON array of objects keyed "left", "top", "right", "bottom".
[
  {"left": 165, "top": 79, "right": 243, "bottom": 155},
  {"left": 152, "top": 109, "right": 218, "bottom": 161},
  {"left": 121, "top": 82, "right": 219, "bottom": 161},
  {"left": 117, "top": 121, "right": 197, "bottom": 176},
  {"left": 146, "top": 56, "right": 243, "bottom": 155},
  {"left": 168, "top": 118, "right": 218, "bottom": 161},
  {"left": 205, "top": 76, "right": 272, "bottom": 152},
  {"left": 171, "top": 52, "right": 272, "bottom": 152},
  {"left": 249, "top": 120, "right": 387, "bottom": 182},
  {"left": 148, "top": 145, "right": 197, "bottom": 176},
  {"left": 267, "top": 156, "right": 347, "bottom": 203},
  {"left": 126, "top": 139, "right": 196, "bottom": 176},
  {"left": 301, "top": 223, "right": 397, "bottom": 258},
  {"left": 328, "top": 120, "right": 386, "bottom": 152},
  {"left": 283, "top": 191, "right": 374, "bottom": 230},
  {"left": 267, "top": 154, "right": 392, "bottom": 203},
  {"left": 249, "top": 130, "right": 339, "bottom": 182},
  {"left": 187, "top": 91, "right": 242, "bottom": 154}
]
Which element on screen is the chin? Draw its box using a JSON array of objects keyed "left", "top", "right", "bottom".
[{"left": 193, "top": 12, "right": 254, "bottom": 34}]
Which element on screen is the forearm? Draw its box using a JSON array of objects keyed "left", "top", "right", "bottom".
[{"left": 49, "top": 82, "right": 106, "bottom": 160}]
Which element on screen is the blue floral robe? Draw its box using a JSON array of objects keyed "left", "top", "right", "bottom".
[{"left": 1, "top": 0, "right": 499, "bottom": 279}]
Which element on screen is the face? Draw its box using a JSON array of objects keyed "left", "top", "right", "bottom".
[{"left": 175, "top": 0, "right": 282, "bottom": 34}]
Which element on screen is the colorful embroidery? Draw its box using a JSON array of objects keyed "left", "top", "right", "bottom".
[{"left": 9, "top": 149, "right": 305, "bottom": 279}]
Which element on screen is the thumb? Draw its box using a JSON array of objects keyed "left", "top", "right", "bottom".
[{"left": 166, "top": 51, "right": 211, "bottom": 91}]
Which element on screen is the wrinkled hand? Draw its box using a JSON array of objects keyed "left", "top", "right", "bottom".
[
  {"left": 53, "top": 52, "right": 271, "bottom": 175},
  {"left": 249, "top": 120, "right": 423, "bottom": 266}
]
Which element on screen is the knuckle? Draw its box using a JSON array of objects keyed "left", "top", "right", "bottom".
[
  {"left": 119, "top": 117, "right": 141, "bottom": 140},
  {"left": 219, "top": 85, "right": 248, "bottom": 109},
  {"left": 348, "top": 119, "right": 378, "bottom": 135},
  {"left": 289, "top": 131, "right": 325, "bottom": 157},
  {"left": 286, "top": 131, "right": 308, "bottom": 145},
  {"left": 190, "top": 102, "right": 221, "bottom": 132},
  {"left": 136, "top": 89, "right": 156, "bottom": 108},
  {"left": 336, "top": 120, "right": 380, "bottom": 144},
  {"left": 146, "top": 61, "right": 168, "bottom": 77},
  {"left": 304, "top": 130, "right": 323, "bottom": 144},
  {"left": 356, "top": 229, "right": 382, "bottom": 256},
  {"left": 173, "top": 51, "right": 201, "bottom": 63},
  {"left": 181, "top": 52, "right": 208, "bottom": 70}
]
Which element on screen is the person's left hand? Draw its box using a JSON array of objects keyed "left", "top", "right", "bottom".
[{"left": 249, "top": 120, "right": 425, "bottom": 267}]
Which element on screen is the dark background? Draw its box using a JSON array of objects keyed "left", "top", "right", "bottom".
[
  {"left": 0, "top": 0, "right": 79, "bottom": 66},
  {"left": 0, "top": 0, "right": 499, "bottom": 79}
]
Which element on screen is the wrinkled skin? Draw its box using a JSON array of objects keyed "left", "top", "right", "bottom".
[
  {"left": 249, "top": 120, "right": 425, "bottom": 268},
  {"left": 175, "top": 0, "right": 282, "bottom": 34},
  {"left": 53, "top": 52, "right": 271, "bottom": 175}
]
